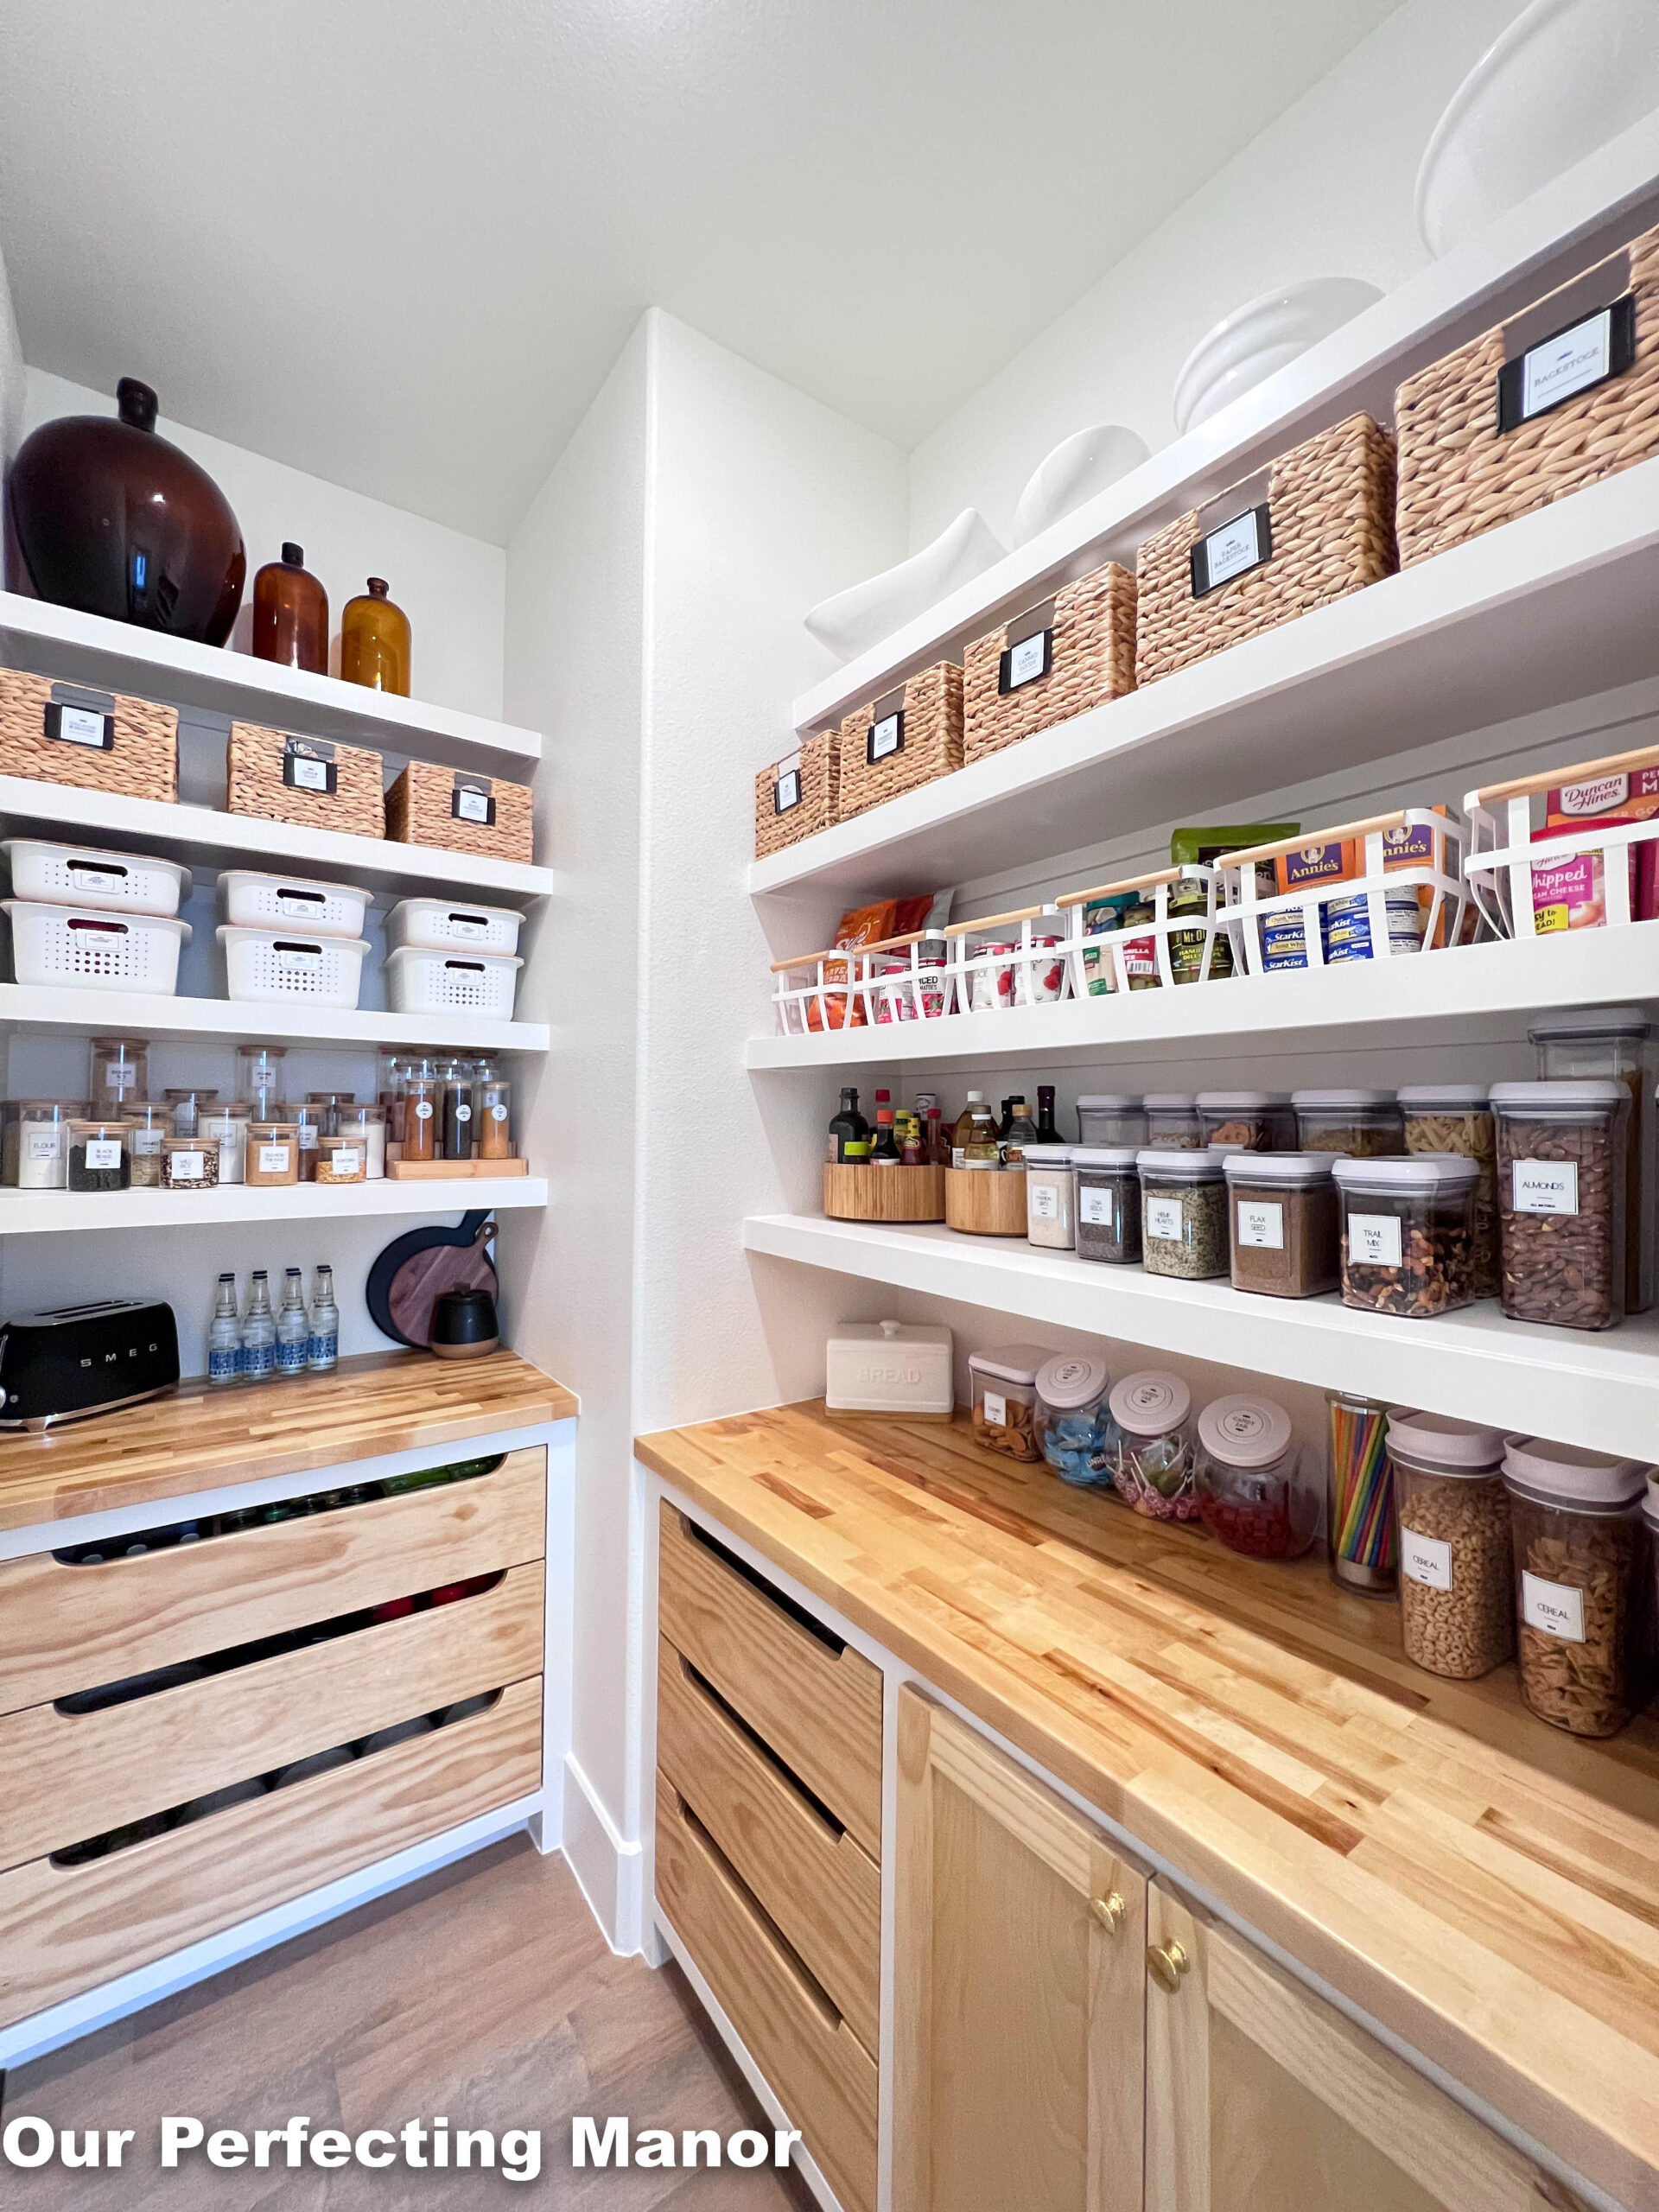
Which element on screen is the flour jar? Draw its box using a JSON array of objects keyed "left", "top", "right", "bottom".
[{"left": 4, "top": 1100, "right": 75, "bottom": 1189}]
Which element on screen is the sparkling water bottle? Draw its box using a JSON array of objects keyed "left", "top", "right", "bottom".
[
  {"left": 207, "top": 1272, "right": 241, "bottom": 1387},
  {"left": 308, "top": 1263, "right": 339, "bottom": 1372},
  {"left": 276, "top": 1268, "right": 309, "bottom": 1377},
  {"left": 240, "top": 1269, "right": 276, "bottom": 1383}
]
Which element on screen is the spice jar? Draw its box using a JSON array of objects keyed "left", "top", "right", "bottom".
[
  {"left": 1108, "top": 1371, "right": 1198, "bottom": 1521},
  {"left": 292, "top": 1102, "right": 325, "bottom": 1181},
  {"left": 474, "top": 1064, "right": 512, "bottom": 1160},
  {"left": 332, "top": 1103, "right": 386, "bottom": 1179},
  {"left": 1196, "top": 1091, "right": 1295, "bottom": 1150},
  {"left": 1143, "top": 1093, "right": 1200, "bottom": 1148},
  {"left": 967, "top": 1344, "right": 1050, "bottom": 1462},
  {"left": 441, "top": 1061, "right": 476, "bottom": 1160},
  {"left": 1491, "top": 1081, "right": 1629, "bottom": 1332},
  {"left": 1024, "top": 1146, "right": 1076, "bottom": 1250},
  {"left": 126, "top": 1101, "right": 170, "bottom": 1188},
  {"left": 315, "top": 1129, "right": 368, "bottom": 1184},
  {"left": 1388, "top": 1411, "right": 1512, "bottom": 1679},
  {"left": 200, "top": 1102, "right": 250, "bottom": 1185},
  {"left": 377, "top": 1051, "right": 406, "bottom": 1146},
  {"left": 90, "top": 1037, "right": 148, "bottom": 1114},
  {"left": 1075, "top": 1094, "right": 1146, "bottom": 1148},
  {"left": 1033, "top": 1354, "right": 1116, "bottom": 1488},
  {"left": 1072, "top": 1147, "right": 1141, "bottom": 1265},
  {"left": 1292, "top": 1089, "right": 1404, "bottom": 1157},
  {"left": 3, "top": 1100, "right": 76, "bottom": 1189},
  {"left": 1137, "top": 1148, "right": 1228, "bottom": 1280},
  {"left": 1196, "top": 1394, "right": 1318, "bottom": 1560},
  {"left": 162, "top": 1135, "right": 219, "bottom": 1190},
  {"left": 1222, "top": 1153, "right": 1339, "bottom": 1298},
  {"left": 1332, "top": 1154, "right": 1478, "bottom": 1317},
  {"left": 402, "top": 1062, "right": 440, "bottom": 1163},
  {"left": 245, "top": 1121, "right": 300, "bottom": 1186},
  {"left": 1503, "top": 1437, "right": 1652, "bottom": 1738},
  {"left": 1529, "top": 1007, "right": 1650, "bottom": 1314},
  {"left": 68, "top": 1118, "right": 133, "bottom": 1192},
  {"left": 236, "top": 1043, "right": 288, "bottom": 1122},
  {"left": 1398, "top": 1084, "right": 1497, "bottom": 1298}
]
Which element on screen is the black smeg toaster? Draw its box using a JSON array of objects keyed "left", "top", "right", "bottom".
[{"left": 0, "top": 1299, "right": 180, "bottom": 1430}]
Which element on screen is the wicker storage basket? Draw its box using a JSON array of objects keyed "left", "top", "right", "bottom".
[
  {"left": 385, "top": 761, "right": 533, "bottom": 864},
  {"left": 1135, "top": 413, "right": 1397, "bottom": 687},
  {"left": 754, "top": 731, "right": 838, "bottom": 861},
  {"left": 0, "top": 671, "right": 177, "bottom": 801},
  {"left": 963, "top": 560, "right": 1136, "bottom": 764},
  {"left": 227, "top": 721, "right": 385, "bottom": 838},
  {"left": 1395, "top": 224, "right": 1659, "bottom": 568},
  {"left": 836, "top": 659, "right": 963, "bottom": 823}
]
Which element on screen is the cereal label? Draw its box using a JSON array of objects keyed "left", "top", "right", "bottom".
[
  {"left": 1512, "top": 1159, "right": 1579, "bottom": 1216},
  {"left": 1402, "top": 1532, "right": 1452, "bottom": 1591},
  {"left": 1522, "top": 1571, "right": 1586, "bottom": 1643}
]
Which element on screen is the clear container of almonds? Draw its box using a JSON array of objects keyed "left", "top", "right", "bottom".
[
  {"left": 1490, "top": 1081, "right": 1629, "bottom": 1332},
  {"left": 3, "top": 1099, "right": 77, "bottom": 1190},
  {"left": 1137, "top": 1148, "right": 1228, "bottom": 1280},
  {"left": 1109, "top": 1370, "right": 1199, "bottom": 1522},
  {"left": 1143, "top": 1093, "right": 1201, "bottom": 1148},
  {"left": 967, "top": 1344, "right": 1052, "bottom": 1463},
  {"left": 1196, "top": 1091, "right": 1296, "bottom": 1151},
  {"left": 1398, "top": 1084, "right": 1497, "bottom": 1298},
  {"left": 1072, "top": 1147, "right": 1141, "bottom": 1265},
  {"left": 245, "top": 1120, "right": 300, "bottom": 1187},
  {"left": 1222, "top": 1152, "right": 1338, "bottom": 1298},
  {"left": 1530, "top": 1008, "right": 1650, "bottom": 1314},
  {"left": 1388, "top": 1410, "right": 1512, "bottom": 1679},
  {"left": 1292, "top": 1089, "right": 1404, "bottom": 1157},
  {"left": 1023, "top": 1146, "right": 1075, "bottom": 1250},
  {"left": 1331, "top": 1154, "right": 1478, "bottom": 1317},
  {"left": 1076, "top": 1094, "right": 1146, "bottom": 1148},
  {"left": 1034, "top": 1353, "right": 1116, "bottom": 1489},
  {"left": 1196, "top": 1394, "right": 1319, "bottom": 1560},
  {"left": 1502, "top": 1437, "right": 1653, "bottom": 1738}
]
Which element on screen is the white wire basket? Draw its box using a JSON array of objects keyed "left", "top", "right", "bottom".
[
  {"left": 1055, "top": 866, "right": 1231, "bottom": 994},
  {"left": 1463, "top": 739, "right": 1659, "bottom": 939},
  {"left": 218, "top": 869, "right": 372, "bottom": 938},
  {"left": 218, "top": 925, "right": 370, "bottom": 1007},
  {"left": 385, "top": 944, "right": 522, "bottom": 1018},
  {"left": 3, "top": 901, "right": 190, "bottom": 993},
  {"left": 769, "top": 929, "right": 957, "bottom": 1034},
  {"left": 385, "top": 897, "right": 524, "bottom": 957},
  {"left": 1216, "top": 810, "right": 1474, "bottom": 976},
  {"left": 3, "top": 839, "right": 191, "bottom": 918},
  {"left": 945, "top": 905, "right": 1074, "bottom": 1014}
]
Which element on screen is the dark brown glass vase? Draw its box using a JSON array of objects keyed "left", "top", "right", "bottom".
[
  {"left": 5, "top": 378, "right": 245, "bottom": 645},
  {"left": 251, "top": 543, "right": 328, "bottom": 673}
]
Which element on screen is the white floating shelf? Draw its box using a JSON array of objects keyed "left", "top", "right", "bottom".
[
  {"left": 790, "top": 114, "right": 1659, "bottom": 739},
  {"left": 747, "top": 925, "right": 1659, "bottom": 1071},
  {"left": 0, "top": 985, "right": 549, "bottom": 1053},
  {"left": 744, "top": 1212, "right": 1659, "bottom": 1462},
  {"left": 0, "top": 591, "right": 539, "bottom": 773},
  {"left": 754, "top": 460, "right": 1659, "bottom": 902},
  {"left": 0, "top": 776, "right": 553, "bottom": 902},
  {"left": 0, "top": 1176, "right": 547, "bottom": 1236}
]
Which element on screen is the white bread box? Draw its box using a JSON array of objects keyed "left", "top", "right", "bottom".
[{"left": 825, "top": 1319, "right": 954, "bottom": 1419}]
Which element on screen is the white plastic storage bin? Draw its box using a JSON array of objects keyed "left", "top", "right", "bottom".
[
  {"left": 218, "top": 925, "right": 370, "bottom": 1007},
  {"left": 3, "top": 901, "right": 190, "bottom": 994},
  {"left": 384, "top": 944, "right": 521, "bottom": 1019},
  {"left": 385, "top": 897, "right": 524, "bottom": 957},
  {"left": 218, "top": 870, "right": 372, "bottom": 938},
  {"left": 3, "top": 840, "right": 190, "bottom": 918}
]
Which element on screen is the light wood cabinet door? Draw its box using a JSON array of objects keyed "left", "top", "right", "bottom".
[
  {"left": 894, "top": 1688, "right": 1147, "bottom": 2212},
  {"left": 1142, "top": 1882, "right": 1592, "bottom": 2212}
]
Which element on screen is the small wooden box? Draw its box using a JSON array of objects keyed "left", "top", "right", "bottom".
[
  {"left": 836, "top": 660, "right": 963, "bottom": 823},
  {"left": 227, "top": 720, "right": 385, "bottom": 838},
  {"left": 944, "top": 1166, "right": 1028, "bottom": 1236},
  {"left": 0, "top": 670, "right": 178, "bottom": 802},
  {"left": 963, "top": 560, "right": 1136, "bottom": 764},
  {"left": 385, "top": 762, "right": 534, "bottom": 864},
  {"left": 755, "top": 731, "right": 838, "bottom": 861},
  {"left": 823, "top": 1162, "right": 945, "bottom": 1222}
]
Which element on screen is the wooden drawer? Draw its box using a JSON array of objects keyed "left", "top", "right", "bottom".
[
  {"left": 658, "top": 1503, "right": 882, "bottom": 1859},
  {"left": 0, "top": 1562, "right": 543, "bottom": 1869},
  {"left": 657, "top": 1637, "right": 880, "bottom": 2056},
  {"left": 657, "top": 1776, "right": 877, "bottom": 2212},
  {"left": 0, "top": 1446, "right": 546, "bottom": 1713},
  {"left": 0, "top": 1674, "right": 542, "bottom": 2029}
]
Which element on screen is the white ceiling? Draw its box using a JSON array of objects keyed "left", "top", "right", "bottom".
[{"left": 0, "top": 0, "right": 1400, "bottom": 543}]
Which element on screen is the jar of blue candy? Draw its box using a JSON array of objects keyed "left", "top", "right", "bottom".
[{"left": 1034, "top": 1353, "right": 1116, "bottom": 1488}]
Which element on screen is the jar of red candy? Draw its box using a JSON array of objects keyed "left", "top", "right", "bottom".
[{"left": 1196, "top": 1394, "right": 1319, "bottom": 1560}]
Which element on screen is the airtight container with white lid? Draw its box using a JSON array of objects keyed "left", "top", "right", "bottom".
[
  {"left": 1195, "top": 1091, "right": 1295, "bottom": 1150},
  {"left": 1108, "top": 1370, "right": 1198, "bottom": 1521},
  {"left": 968, "top": 1342, "right": 1053, "bottom": 1461},
  {"left": 1501, "top": 1437, "right": 1652, "bottom": 1737},
  {"left": 1388, "top": 1411, "right": 1511, "bottom": 1679},
  {"left": 1034, "top": 1353, "right": 1115, "bottom": 1489},
  {"left": 1292, "top": 1088, "right": 1403, "bottom": 1156},
  {"left": 1142, "top": 1092, "right": 1200, "bottom": 1147},
  {"left": 1195, "top": 1393, "right": 1317, "bottom": 1559},
  {"left": 826, "top": 1320, "right": 953, "bottom": 1419},
  {"left": 1076, "top": 1093, "right": 1147, "bottom": 1147},
  {"left": 1023, "top": 1145, "right": 1075, "bottom": 1249}
]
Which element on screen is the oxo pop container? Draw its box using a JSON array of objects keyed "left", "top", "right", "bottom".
[
  {"left": 1195, "top": 1394, "right": 1318, "bottom": 1560},
  {"left": 968, "top": 1343, "right": 1051, "bottom": 1462},
  {"left": 1034, "top": 1353, "right": 1116, "bottom": 1489},
  {"left": 1491, "top": 1080, "right": 1630, "bottom": 1332},
  {"left": 1388, "top": 1411, "right": 1511, "bottom": 1681},
  {"left": 1108, "top": 1370, "right": 1198, "bottom": 1522}
]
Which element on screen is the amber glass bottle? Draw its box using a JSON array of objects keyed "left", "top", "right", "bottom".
[
  {"left": 340, "top": 576, "right": 410, "bottom": 696},
  {"left": 251, "top": 542, "right": 328, "bottom": 673}
]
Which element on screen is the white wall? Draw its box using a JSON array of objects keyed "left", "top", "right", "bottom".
[
  {"left": 907, "top": 0, "right": 1521, "bottom": 550},
  {"left": 0, "top": 238, "right": 22, "bottom": 461}
]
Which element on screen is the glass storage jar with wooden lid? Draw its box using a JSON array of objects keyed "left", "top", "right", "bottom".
[
  {"left": 200, "top": 1101, "right": 250, "bottom": 1185},
  {"left": 162, "top": 1133, "right": 219, "bottom": 1190},
  {"left": 332, "top": 1103, "right": 385, "bottom": 1179},
  {"left": 237, "top": 1042, "right": 287, "bottom": 1121},
  {"left": 245, "top": 1120, "right": 300, "bottom": 1186},
  {"left": 315, "top": 1125, "right": 368, "bottom": 1184},
  {"left": 68, "top": 1117, "right": 134, "bottom": 1192},
  {"left": 90, "top": 1036, "right": 148, "bottom": 1113},
  {"left": 402, "top": 1059, "right": 441, "bottom": 1162},
  {"left": 291, "top": 1101, "right": 325, "bottom": 1180},
  {"left": 126, "top": 1101, "right": 170, "bottom": 1187},
  {"left": 164, "top": 1086, "right": 217, "bottom": 1138},
  {"left": 473, "top": 1063, "right": 512, "bottom": 1160},
  {"left": 3, "top": 1100, "right": 79, "bottom": 1189}
]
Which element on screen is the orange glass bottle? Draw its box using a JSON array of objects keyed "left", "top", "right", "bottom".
[
  {"left": 251, "top": 542, "right": 328, "bottom": 673},
  {"left": 340, "top": 576, "right": 410, "bottom": 696}
]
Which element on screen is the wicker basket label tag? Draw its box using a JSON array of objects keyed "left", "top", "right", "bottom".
[
  {"left": 1001, "top": 631, "right": 1052, "bottom": 692},
  {"left": 453, "top": 774, "right": 496, "bottom": 826},
  {"left": 44, "top": 701, "right": 114, "bottom": 751},
  {"left": 868, "top": 710, "right": 905, "bottom": 764},
  {"left": 1191, "top": 505, "right": 1272, "bottom": 597},
  {"left": 283, "top": 737, "right": 337, "bottom": 795},
  {"left": 1500, "top": 297, "right": 1635, "bottom": 432},
  {"left": 774, "top": 764, "right": 802, "bottom": 813}
]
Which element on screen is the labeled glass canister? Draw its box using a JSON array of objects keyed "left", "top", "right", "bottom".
[
  {"left": 1024, "top": 1145, "right": 1075, "bottom": 1251},
  {"left": 236, "top": 1043, "right": 288, "bottom": 1122},
  {"left": 1196, "top": 1394, "right": 1318, "bottom": 1560},
  {"left": 90, "top": 1036, "right": 148, "bottom": 1113},
  {"left": 162, "top": 1134, "right": 219, "bottom": 1190},
  {"left": 1332, "top": 1154, "right": 1479, "bottom": 1318},
  {"left": 1503, "top": 1437, "right": 1652, "bottom": 1738},
  {"left": 200, "top": 1101, "right": 250, "bottom": 1185},
  {"left": 1490, "top": 1080, "right": 1629, "bottom": 1332},
  {"left": 1398, "top": 1084, "right": 1497, "bottom": 1299},
  {"left": 402, "top": 1065, "right": 441, "bottom": 1162},
  {"left": 1136, "top": 1147, "right": 1227, "bottom": 1280},
  {"left": 4, "top": 1100, "right": 75, "bottom": 1190},
  {"left": 474, "top": 1065, "right": 512, "bottom": 1160},
  {"left": 332, "top": 1103, "right": 386, "bottom": 1179},
  {"left": 292, "top": 1101, "right": 325, "bottom": 1182},
  {"left": 245, "top": 1121, "right": 300, "bottom": 1187},
  {"left": 1389, "top": 1410, "right": 1512, "bottom": 1679},
  {"left": 1072, "top": 1147, "right": 1141, "bottom": 1264},
  {"left": 164, "top": 1086, "right": 217, "bottom": 1139},
  {"left": 1223, "top": 1152, "right": 1338, "bottom": 1298},
  {"left": 68, "top": 1117, "right": 133, "bottom": 1192},
  {"left": 441, "top": 1061, "right": 476, "bottom": 1160},
  {"left": 126, "top": 1101, "right": 171, "bottom": 1187},
  {"left": 315, "top": 1128, "right": 369, "bottom": 1185}
]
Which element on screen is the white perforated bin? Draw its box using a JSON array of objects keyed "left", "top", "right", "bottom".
[
  {"left": 218, "top": 870, "right": 372, "bottom": 938},
  {"left": 3, "top": 901, "right": 190, "bottom": 993},
  {"left": 385, "top": 897, "right": 524, "bottom": 957},
  {"left": 385, "top": 944, "right": 522, "bottom": 1018},
  {"left": 3, "top": 840, "right": 190, "bottom": 918},
  {"left": 218, "top": 925, "right": 370, "bottom": 1007}
]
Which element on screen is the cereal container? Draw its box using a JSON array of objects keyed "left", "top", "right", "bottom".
[
  {"left": 1137, "top": 1148, "right": 1228, "bottom": 1280},
  {"left": 1109, "top": 1371, "right": 1198, "bottom": 1521},
  {"left": 967, "top": 1344, "right": 1051, "bottom": 1462},
  {"left": 1196, "top": 1395, "right": 1319, "bottom": 1559},
  {"left": 1502, "top": 1438, "right": 1652, "bottom": 1738},
  {"left": 1196, "top": 1091, "right": 1295, "bottom": 1150},
  {"left": 1388, "top": 1410, "right": 1512, "bottom": 1679},
  {"left": 1398, "top": 1084, "right": 1497, "bottom": 1297},
  {"left": 1331, "top": 1154, "right": 1478, "bottom": 1317},
  {"left": 1076, "top": 1094, "right": 1147, "bottom": 1148},
  {"left": 1222, "top": 1152, "right": 1339, "bottom": 1298},
  {"left": 1143, "top": 1092, "right": 1200, "bottom": 1147},
  {"left": 1033, "top": 1354, "right": 1116, "bottom": 1489},
  {"left": 1023, "top": 1146, "right": 1076, "bottom": 1250},
  {"left": 1490, "top": 1081, "right": 1629, "bottom": 1331},
  {"left": 1291, "top": 1089, "right": 1403, "bottom": 1157},
  {"left": 1072, "top": 1147, "right": 1141, "bottom": 1265}
]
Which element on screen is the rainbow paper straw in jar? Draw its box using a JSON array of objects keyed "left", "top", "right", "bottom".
[{"left": 1325, "top": 1389, "right": 1398, "bottom": 1595}]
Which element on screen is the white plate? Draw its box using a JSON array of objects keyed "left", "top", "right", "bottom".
[
  {"left": 1172, "top": 277, "right": 1382, "bottom": 436},
  {"left": 804, "top": 507, "right": 1004, "bottom": 663},
  {"left": 1416, "top": 0, "right": 1659, "bottom": 257},
  {"left": 1011, "top": 425, "right": 1150, "bottom": 549}
]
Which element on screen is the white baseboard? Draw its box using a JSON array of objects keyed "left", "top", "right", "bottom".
[{"left": 561, "top": 1751, "right": 644, "bottom": 1955}]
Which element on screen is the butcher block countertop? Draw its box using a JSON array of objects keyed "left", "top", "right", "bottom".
[
  {"left": 0, "top": 1350, "right": 575, "bottom": 1534},
  {"left": 636, "top": 1401, "right": 1659, "bottom": 2210}
]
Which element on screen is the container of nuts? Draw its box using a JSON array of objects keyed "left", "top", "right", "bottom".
[
  {"left": 1502, "top": 1437, "right": 1653, "bottom": 1738},
  {"left": 1398, "top": 1085, "right": 1497, "bottom": 1298},
  {"left": 967, "top": 1344, "right": 1051, "bottom": 1463},
  {"left": 1490, "top": 1081, "right": 1630, "bottom": 1332},
  {"left": 1387, "top": 1410, "right": 1512, "bottom": 1679},
  {"left": 1331, "top": 1154, "right": 1478, "bottom": 1318}
]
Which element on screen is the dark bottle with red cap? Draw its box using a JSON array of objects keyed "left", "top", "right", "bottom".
[{"left": 251, "top": 541, "right": 328, "bottom": 674}]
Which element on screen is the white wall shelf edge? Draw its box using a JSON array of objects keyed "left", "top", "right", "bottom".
[
  {"left": 0, "top": 984, "right": 550, "bottom": 1053},
  {"left": 0, "top": 1178, "right": 549, "bottom": 1236}
]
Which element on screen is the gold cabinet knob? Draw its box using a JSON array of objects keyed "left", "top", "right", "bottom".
[
  {"left": 1146, "top": 1938, "right": 1191, "bottom": 1993},
  {"left": 1090, "top": 1891, "right": 1126, "bottom": 1936}
]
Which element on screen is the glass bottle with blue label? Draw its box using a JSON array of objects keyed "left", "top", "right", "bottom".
[
  {"left": 207, "top": 1273, "right": 241, "bottom": 1387},
  {"left": 308, "top": 1265, "right": 339, "bottom": 1372},
  {"left": 276, "top": 1268, "right": 310, "bottom": 1376},
  {"left": 240, "top": 1271, "right": 276, "bottom": 1382}
]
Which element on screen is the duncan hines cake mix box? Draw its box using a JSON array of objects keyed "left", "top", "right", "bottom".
[{"left": 1530, "top": 765, "right": 1659, "bottom": 931}]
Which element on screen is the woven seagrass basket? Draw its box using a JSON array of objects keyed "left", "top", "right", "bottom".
[
  {"left": 754, "top": 729, "right": 838, "bottom": 861},
  {"left": 0, "top": 671, "right": 177, "bottom": 801},
  {"left": 1396, "top": 223, "right": 1659, "bottom": 568},
  {"left": 836, "top": 659, "right": 963, "bottom": 823},
  {"left": 963, "top": 559, "right": 1136, "bottom": 764},
  {"left": 1135, "top": 413, "right": 1396, "bottom": 688},
  {"left": 227, "top": 720, "right": 385, "bottom": 838},
  {"left": 385, "top": 761, "right": 533, "bottom": 863}
]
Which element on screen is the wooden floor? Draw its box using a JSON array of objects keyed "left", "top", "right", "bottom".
[{"left": 0, "top": 1835, "right": 817, "bottom": 2209}]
